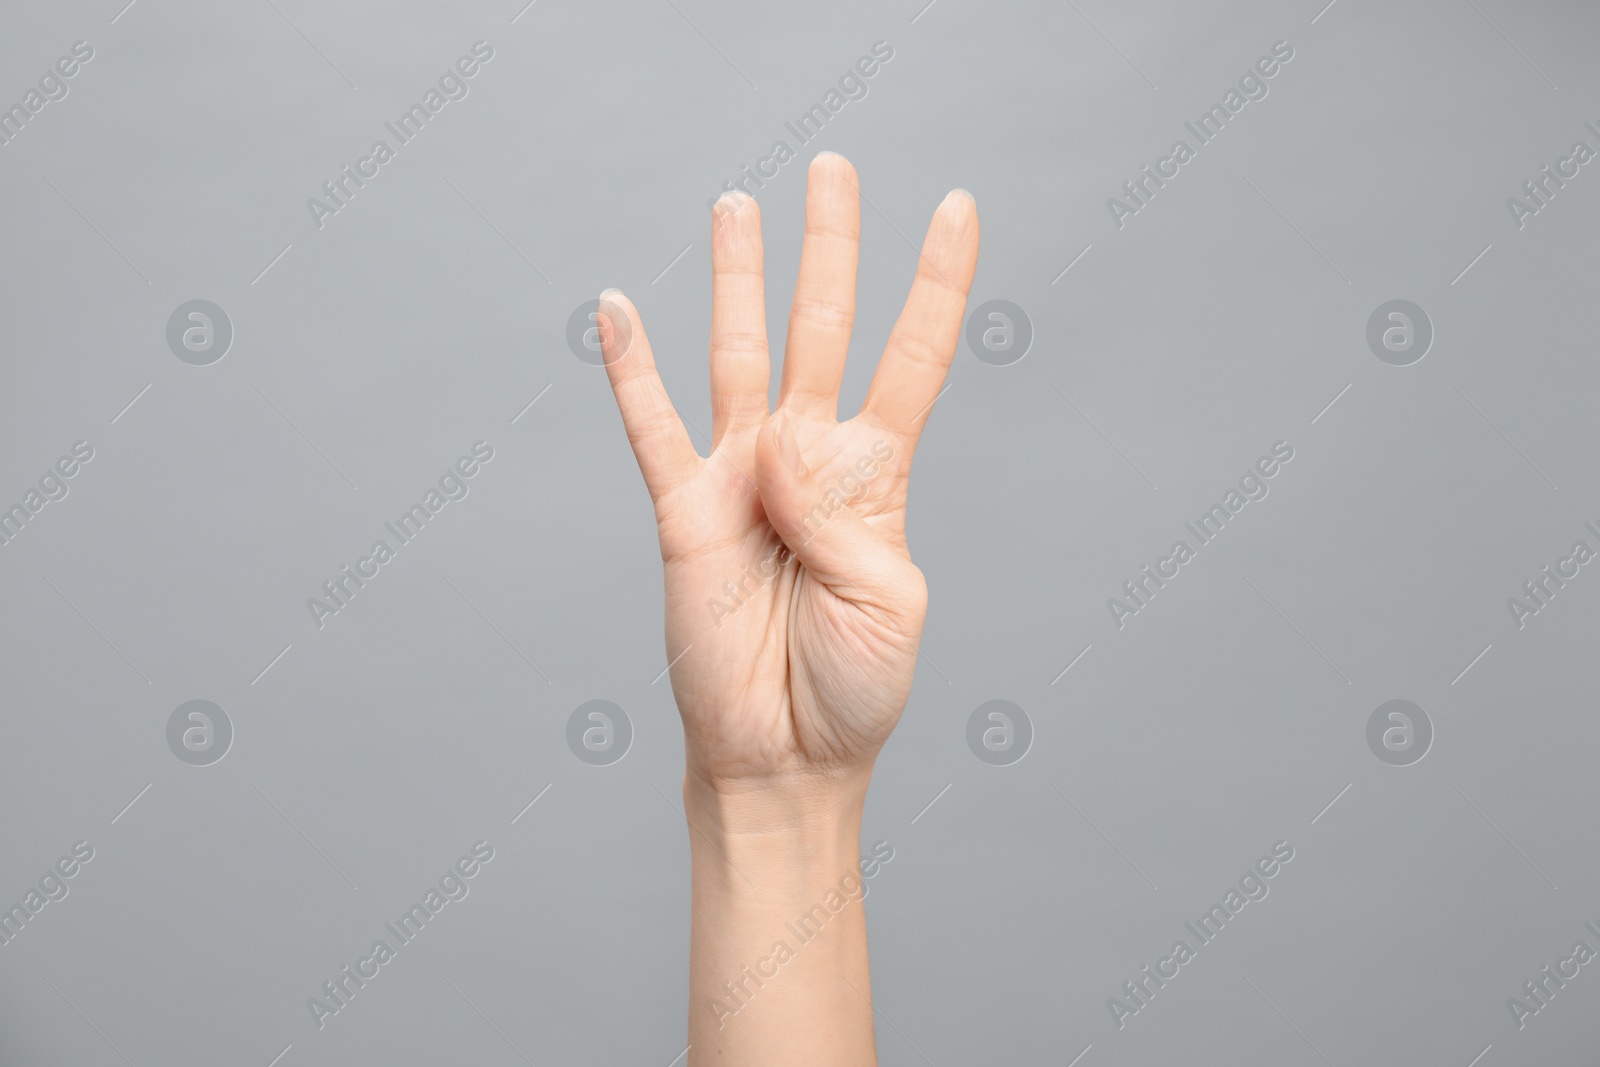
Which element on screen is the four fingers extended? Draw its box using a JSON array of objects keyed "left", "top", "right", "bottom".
[{"left": 598, "top": 160, "right": 978, "bottom": 515}]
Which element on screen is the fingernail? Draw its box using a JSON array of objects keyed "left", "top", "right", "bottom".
[
  {"left": 776, "top": 412, "right": 805, "bottom": 476},
  {"left": 599, "top": 287, "right": 622, "bottom": 299},
  {"left": 947, "top": 187, "right": 975, "bottom": 204}
]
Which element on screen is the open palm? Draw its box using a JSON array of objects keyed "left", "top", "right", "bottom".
[{"left": 599, "top": 153, "right": 979, "bottom": 790}]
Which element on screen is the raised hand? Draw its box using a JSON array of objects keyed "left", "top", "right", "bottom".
[
  {"left": 598, "top": 152, "right": 977, "bottom": 1066},
  {"left": 598, "top": 152, "right": 979, "bottom": 796}
]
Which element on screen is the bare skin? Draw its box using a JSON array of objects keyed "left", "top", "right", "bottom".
[{"left": 597, "top": 151, "right": 979, "bottom": 1066}]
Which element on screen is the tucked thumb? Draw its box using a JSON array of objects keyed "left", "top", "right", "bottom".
[{"left": 754, "top": 413, "right": 919, "bottom": 609}]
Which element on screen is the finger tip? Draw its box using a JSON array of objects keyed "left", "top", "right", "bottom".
[
  {"left": 757, "top": 409, "right": 783, "bottom": 448},
  {"left": 809, "top": 150, "right": 859, "bottom": 191},
  {"left": 943, "top": 187, "right": 977, "bottom": 210},
  {"left": 755, "top": 412, "right": 791, "bottom": 469},
  {"left": 711, "top": 190, "right": 759, "bottom": 232},
  {"left": 935, "top": 188, "right": 980, "bottom": 243}
]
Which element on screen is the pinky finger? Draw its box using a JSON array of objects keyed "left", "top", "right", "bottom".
[{"left": 597, "top": 289, "right": 701, "bottom": 500}]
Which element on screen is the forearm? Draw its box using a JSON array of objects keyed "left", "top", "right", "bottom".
[{"left": 684, "top": 770, "right": 878, "bottom": 1066}]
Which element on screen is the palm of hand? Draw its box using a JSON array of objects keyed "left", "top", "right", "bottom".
[
  {"left": 658, "top": 416, "right": 915, "bottom": 783},
  {"left": 599, "top": 154, "right": 979, "bottom": 787}
]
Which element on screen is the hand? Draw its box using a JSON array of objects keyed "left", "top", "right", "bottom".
[
  {"left": 598, "top": 152, "right": 979, "bottom": 801},
  {"left": 599, "top": 152, "right": 977, "bottom": 1066}
]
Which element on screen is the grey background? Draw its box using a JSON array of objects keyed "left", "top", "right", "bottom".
[{"left": 1, "top": 0, "right": 1596, "bottom": 1063}]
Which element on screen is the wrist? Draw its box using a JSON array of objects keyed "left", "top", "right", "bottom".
[
  {"left": 682, "top": 768, "right": 869, "bottom": 887},
  {"left": 682, "top": 769, "right": 880, "bottom": 1062},
  {"left": 683, "top": 764, "right": 870, "bottom": 831}
]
